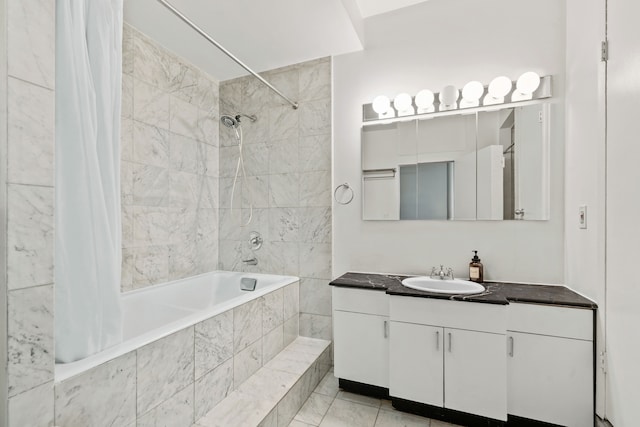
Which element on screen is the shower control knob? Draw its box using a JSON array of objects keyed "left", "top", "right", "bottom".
[{"left": 248, "top": 231, "right": 263, "bottom": 250}]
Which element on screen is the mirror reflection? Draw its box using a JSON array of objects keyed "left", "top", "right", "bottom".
[{"left": 361, "top": 103, "right": 550, "bottom": 221}]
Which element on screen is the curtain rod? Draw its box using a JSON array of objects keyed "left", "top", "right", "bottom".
[{"left": 156, "top": 0, "right": 299, "bottom": 110}]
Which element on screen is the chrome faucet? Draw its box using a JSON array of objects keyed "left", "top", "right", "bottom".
[
  {"left": 430, "top": 265, "right": 454, "bottom": 280},
  {"left": 242, "top": 258, "right": 258, "bottom": 266}
]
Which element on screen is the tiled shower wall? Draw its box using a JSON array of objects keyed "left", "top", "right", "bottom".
[
  {"left": 218, "top": 58, "right": 333, "bottom": 341},
  {"left": 120, "top": 24, "right": 220, "bottom": 291},
  {"left": 2, "top": 0, "right": 56, "bottom": 425}
]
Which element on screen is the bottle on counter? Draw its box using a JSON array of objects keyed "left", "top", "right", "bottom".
[{"left": 469, "top": 250, "right": 484, "bottom": 283}]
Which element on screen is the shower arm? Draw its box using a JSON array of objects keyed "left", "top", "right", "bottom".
[{"left": 155, "top": 0, "right": 299, "bottom": 110}]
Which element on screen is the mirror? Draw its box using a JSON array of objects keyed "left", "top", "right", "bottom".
[{"left": 361, "top": 103, "right": 550, "bottom": 221}]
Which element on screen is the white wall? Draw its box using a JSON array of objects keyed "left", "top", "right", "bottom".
[
  {"left": 564, "top": 0, "right": 606, "bottom": 417},
  {"left": 333, "top": 0, "right": 566, "bottom": 282}
]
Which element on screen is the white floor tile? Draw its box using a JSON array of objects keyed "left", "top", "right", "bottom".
[
  {"left": 374, "top": 409, "right": 431, "bottom": 427},
  {"left": 313, "top": 371, "right": 339, "bottom": 398},
  {"left": 318, "top": 399, "right": 379, "bottom": 427},
  {"left": 336, "top": 391, "right": 382, "bottom": 408},
  {"left": 294, "top": 392, "right": 334, "bottom": 425}
]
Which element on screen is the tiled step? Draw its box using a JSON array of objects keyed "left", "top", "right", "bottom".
[{"left": 194, "top": 337, "right": 332, "bottom": 427}]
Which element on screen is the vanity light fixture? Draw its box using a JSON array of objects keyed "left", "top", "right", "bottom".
[
  {"left": 415, "top": 89, "right": 435, "bottom": 113},
  {"left": 394, "top": 92, "right": 414, "bottom": 116},
  {"left": 484, "top": 76, "right": 512, "bottom": 105},
  {"left": 460, "top": 81, "right": 484, "bottom": 108},
  {"left": 439, "top": 85, "right": 459, "bottom": 111},
  {"left": 372, "top": 95, "right": 393, "bottom": 118},
  {"left": 512, "top": 71, "right": 542, "bottom": 101},
  {"left": 363, "top": 72, "right": 551, "bottom": 124}
]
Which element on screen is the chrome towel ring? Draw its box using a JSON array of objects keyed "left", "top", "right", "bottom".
[{"left": 334, "top": 183, "right": 354, "bottom": 205}]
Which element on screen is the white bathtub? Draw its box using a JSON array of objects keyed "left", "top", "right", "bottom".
[{"left": 55, "top": 270, "right": 298, "bottom": 382}]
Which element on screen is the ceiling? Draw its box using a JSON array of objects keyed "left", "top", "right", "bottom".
[
  {"left": 124, "top": 0, "right": 429, "bottom": 81},
  {"left": 354, "top": 0, "right": 429, "bottom": 18}
]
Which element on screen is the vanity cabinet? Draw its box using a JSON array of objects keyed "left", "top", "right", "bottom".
[
  {"left": 389, "top": 296, "right": 508, "bottom": 421},
  {"left": 332, "top": 287, "right": 389, "bottom": 388},
  {"left": 507, "top": 303, "right": 594, "bottom": 427}
]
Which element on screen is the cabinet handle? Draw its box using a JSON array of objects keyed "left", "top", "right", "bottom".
[
  {"left": 448, "top": 332, "right": 452, "bottom": 352},
  {"left": 436, "top": 331, "right": 440, "bottom": 350},
  {"left": 383, "top": 320, "right": 388, "bottom": 338},
  {"left": 509, "top": 336, "right": 514, "bottom": 357}
]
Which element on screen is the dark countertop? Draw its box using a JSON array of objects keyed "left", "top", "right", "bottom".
[{"left": 330, "top": 272, "right": 597, "bottom": 309}]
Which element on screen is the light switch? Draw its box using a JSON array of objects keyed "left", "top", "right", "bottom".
[{"left": 579, "top": 205, "right": 587, "bottom": 229}]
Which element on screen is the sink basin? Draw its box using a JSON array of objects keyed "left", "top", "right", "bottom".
[{"left": 401, "top": 276, "right": 485, "bottom": 295}]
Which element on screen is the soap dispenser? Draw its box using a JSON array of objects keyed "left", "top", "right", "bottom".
[{"left": 469, "top": 250, "right": 484, "bottom": 283}]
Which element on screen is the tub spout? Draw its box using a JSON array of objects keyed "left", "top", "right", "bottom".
[{"left": 242, "top": 258, "right": 258, "bottom": 266}]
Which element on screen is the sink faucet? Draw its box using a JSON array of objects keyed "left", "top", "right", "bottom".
[{"left": 430, "top": 265, "right": 454, "bottom": 280}]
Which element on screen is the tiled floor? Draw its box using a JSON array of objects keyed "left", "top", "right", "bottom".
[{"left": 290, "top": 369, "right": 461, "bottom": 427}]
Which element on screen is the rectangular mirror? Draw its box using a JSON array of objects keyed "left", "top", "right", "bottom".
[{"left": 361, "top": 102, "right": 550, "bottom": 221}]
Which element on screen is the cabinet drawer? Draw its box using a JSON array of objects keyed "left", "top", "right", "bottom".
[
  {"left": 332, "top": 287, "right": 389, "bottom": 316},
  {"left": 390, "top": 296, "right": 506, "bottom": 334},
  {"left": 507, "top": 303, "right": 593, "bottom": 340}
]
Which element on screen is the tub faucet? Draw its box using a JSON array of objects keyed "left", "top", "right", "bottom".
[
  {"left": 242, "top": 258, "right": 258, "bottom": 266},
  {"left": 430, "top": 265, "right": 454, "bottom": 280}
]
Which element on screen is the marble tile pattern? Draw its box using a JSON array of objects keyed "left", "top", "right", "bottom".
[
  {"left": 4, "top": 2, "right": 56, "bottom": 426},
  {"left": 218, "top": 58, "right": 332, "bottom": 340},
  {"left": 122, "top": 24, "right": 220, "bottom": 291},
  {"left": 195, "top": 358, "right": 234, "bottom": 420},
  {"left": 54, "top": 352, "right": 137, "bottom": 427},
  {"left": 7, "top": 380, "right": 54, "bottom": 427},
  {"left": 137, "top": 384, "right": 194, "bottom": 427},
  {"left": 195, "top": 310, "right": 233, "bottom": 378},
  {"left": 136, "top": 328, "right": 195, "bottom": 415},
  {"left": 6, "top": 184, "right": 54, "bottom": 291},
  {"left": 7, "top": 285, "right": 54, "bottom": 397}
]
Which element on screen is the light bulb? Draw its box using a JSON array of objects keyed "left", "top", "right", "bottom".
[
  {"left": 488, "top": 76, "right": 512, "bottom": 98},
  {"left": 516, "top": 71, "right": 541, "bottom": 95},
  {"left": 393, "top": 93, "right": 413, "bottom": 112},
  {"left": 462, "top": 81, "right": 484, "bottom": 102},
  {"left": 372, "top": 95, "right": 391, "bottom": 114},
  {"left": 440, "top": 85, "right": 459, "bottom": 109},
  {"left": 415, "top": 90, "right": 435, "bottom": 109}
]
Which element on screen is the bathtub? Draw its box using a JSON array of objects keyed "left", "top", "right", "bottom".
[{"left": 55, "top": 270, "right": 299, "bottom": 382}]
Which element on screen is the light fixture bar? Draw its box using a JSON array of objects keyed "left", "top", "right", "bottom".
[{"left": 363, "top": 75, "right": 551, "bottom": 123}]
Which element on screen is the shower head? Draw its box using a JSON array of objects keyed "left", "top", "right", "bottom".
[
  {"left": 220, "top": 113, "right": 257, "bottom": 129},
  {"left": 220, "top": 115, "right": 239, "bottom": 129}
]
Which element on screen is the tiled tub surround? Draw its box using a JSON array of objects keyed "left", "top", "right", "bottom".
[
  {"left": 121, "top": 23, "right": 221, "bottom": 292},
  {"left": 218, "top": 57, "right": 332, "bottom": 342},
  {"left": 54, "top": 273, "right": 300, "bottom": 426}
]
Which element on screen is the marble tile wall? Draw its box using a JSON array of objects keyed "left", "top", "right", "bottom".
[
  {"left": 53, "top": 281, "right": 299, "bottom": 426},
  {"left": 218, "top": 58, "right": 333, "bottom": 341},
  {"left": 121, "top": 24, "right": 220, "bottom": 291},
  {"left": 3, "top": 0, "right": 56, "bottom": 426}
]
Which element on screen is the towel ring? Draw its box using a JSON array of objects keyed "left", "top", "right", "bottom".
[{"left": 334, "top": 183, "right": 354, "bottom": 205}]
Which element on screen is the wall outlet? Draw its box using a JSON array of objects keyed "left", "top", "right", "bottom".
[{"left": 579, "top": 205, "right": 587, "bottom": 229}]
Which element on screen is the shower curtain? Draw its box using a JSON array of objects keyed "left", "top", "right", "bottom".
[{"left": 55, "top": 0, "right": 124, "bottom": 363}]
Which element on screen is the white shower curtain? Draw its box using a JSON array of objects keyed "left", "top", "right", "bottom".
[{"left": 55, "top": 0, "right": 124, "bottom": 363}]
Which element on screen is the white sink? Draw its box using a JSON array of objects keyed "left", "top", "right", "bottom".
[{"left": 401, "top": 276, "right": 485, "bottom": 295}]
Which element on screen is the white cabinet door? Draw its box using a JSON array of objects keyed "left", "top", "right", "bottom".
[
  {"left": 333, "top": 310, "right": 389, "bottom": 387},
  {"left": 389, "top": 321, "right": 443, "bottom": 406},
  {"left": 508, "top": 332, "right": 593, "bottom": 427},
  {"left": 444, "top": 328, "right": 507, "bottom": 421}
]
